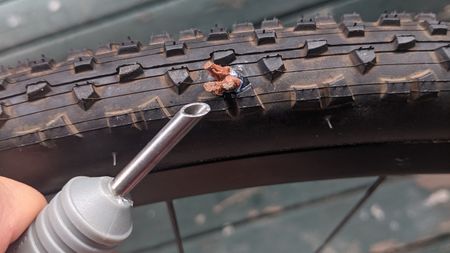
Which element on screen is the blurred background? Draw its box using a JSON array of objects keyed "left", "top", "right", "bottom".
[
  {"left": 1, "top": 0, "right": 449, "bottom": 252},
  {"left": 0, "top": 0, "right": 449, "bottom": 67},
  {"left": 119, "top": 175, "right": 450, "bottom": 253}
]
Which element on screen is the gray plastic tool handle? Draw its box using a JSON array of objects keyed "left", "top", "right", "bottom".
[{"left": 7, "top": 176, "right": 133, "bottom": 253}]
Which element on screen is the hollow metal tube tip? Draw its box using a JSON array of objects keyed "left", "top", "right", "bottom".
[{"left": 110, "top": 102, "right": 210, "bottom": 196}]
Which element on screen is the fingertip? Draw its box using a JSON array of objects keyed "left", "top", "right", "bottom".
[{"left": 0, "top": 176, "right": 47, "bottom": 245}]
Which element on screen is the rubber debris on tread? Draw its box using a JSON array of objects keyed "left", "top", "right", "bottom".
[
  {"left": 74, "top": 56, "right": 95, "bottom": 73},
  {"left": 164, "top": 41, "right": 186, "bottom": 57},
  {"left": 294, "top": 17, "right": 316, "bottom": 31},
  {"left": 305, "top": 39, "right": 328, "bottom": 56},
  {"left": 72, "top": 84, "right": 99, "bottom": 110},
  {"left": 394, "top": 35, "right": 416, "bottom": 51},
  {"left": 350, "top": 47, "right": 376, "bottom": 74},
  {"left": 258, "top": 55, "right": 285, "bottom": 81},
  {"left": 166, "top": 67, "right": 193, "bottom": 94},
  {"left": 203, "top": 63, "right": 242, "bottom": 96},
  {"left": 212, "top": 50, "right": 236, "bottom": 65},
  {"left": 436, "top": 45, "right": 450, "bottom": 70},
  {"left": 118, "top": 63, "right": 143, "bottom": 82},
  {"left": 207, "top": 25, "right": 229, "bottom": 41},
  {"left": 26, "top": 81, "right": 51, "bottom": 101},
  {"left": 255, "top": 29, "right": 277, "bottom": 45}
]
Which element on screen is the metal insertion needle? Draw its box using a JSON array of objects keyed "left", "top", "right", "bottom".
[{"left": 110, "top": 102, "right": 211, "bottom": 196}]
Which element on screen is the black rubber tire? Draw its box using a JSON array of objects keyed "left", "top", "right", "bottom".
[{"left": 1, "top": 12, "right": 450, "bottom": 204}]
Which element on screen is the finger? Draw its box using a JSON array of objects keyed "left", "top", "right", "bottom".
[{"left": 0, "top": 177, "right": 47, "bottom": 252}]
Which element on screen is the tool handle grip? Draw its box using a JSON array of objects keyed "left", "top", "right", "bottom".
[{"left": 7, "top": 176, "right": 133, "bottom": 253}]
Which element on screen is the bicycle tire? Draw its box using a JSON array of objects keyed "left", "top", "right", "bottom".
[{"left": 1, "top": 12, "right": 450, "bottom": 204}]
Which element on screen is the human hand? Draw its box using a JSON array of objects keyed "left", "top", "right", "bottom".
[{"left": 0, "top": 176, "right": 47, "bottom": 253}]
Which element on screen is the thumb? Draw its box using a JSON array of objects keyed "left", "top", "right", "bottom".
[{"left": 0, "top": 176, "right": 47, "bottom": 253}]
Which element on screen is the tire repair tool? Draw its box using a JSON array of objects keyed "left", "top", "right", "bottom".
[{"left": 7, "top": 102, "right": 211, "bottom": 253}]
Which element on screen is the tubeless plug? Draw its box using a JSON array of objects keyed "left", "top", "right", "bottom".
[{"left": 7, "top": 102, "right": 210, "bottom": 253}]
